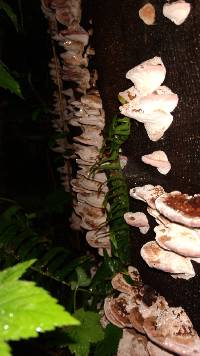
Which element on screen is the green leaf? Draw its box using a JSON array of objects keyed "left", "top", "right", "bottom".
[
  {"left": 94, "top": 324, "right": 122, "bottom": 356},
  {"left": 0, "top": 62, "right": 22, "bottom": 97},
  {"left": 0, "top": 259, "right": 36, "bottom": 284},
  {"left": 0, "top": 340, "right": 11, "bottom": 356},
  {"left": 0, "top": 260, "right": 79, "bottom": 345},
  {"left": 70, "top": 267, "right": 91, "bottom": 290},
  {"left": 67, "top": 309, "right": 104, "bottom": 356},
  {"left": 0, "top": 0, "right": 19, "bottom": 31}
]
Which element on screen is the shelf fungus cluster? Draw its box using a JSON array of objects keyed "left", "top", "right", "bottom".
[
  {"left": 104, "top": 268, "right": 200, "bottom": 355},
  {"left": 41, "top": 0, "right": 111, "bottom": 254},
  {"left": 119, "top": 57, "right": 179, "bottom": 141},
  {"left": 129, "top": 185, "right": 200, "bottom": 280},
  {"left": 139, "top": 1, "right": 191, "bottom": 27},
  {"left": 69, "top": 88, "right": 111, "bottom": 257}
]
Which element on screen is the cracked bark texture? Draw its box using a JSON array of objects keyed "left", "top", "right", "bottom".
[{"left": 86, "top": 0, "right": 200, "bottom": 333}]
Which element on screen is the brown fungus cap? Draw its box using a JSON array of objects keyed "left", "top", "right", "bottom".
[
  {"left": 111, "top": 273, "right": 135, "bottom": 295},
  {"left": 155, "top": 192, "right": 200, "bottom": 227},
  {"left": 104, "top": 294, "right": 133, "bottom": 328},
  {"left": 139, "top": 3, "right": 156, "bottom": 26}
]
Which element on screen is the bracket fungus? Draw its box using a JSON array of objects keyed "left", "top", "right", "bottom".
[
  {"left": 119, "top": 58, "right": 178, "bottom": 141},
  {"left": 155, "top": 192, "right": 200, "bottom": 228},
  {"left": 155, "top": 222, "right": 200, "bottom": 257},
  {"left": 143, "top": 307, "right": 200, "bottom": 355},
  {"left": 163, "top": 0, "right": 191, "bottom": 26},
  {"left": 117, "top": 329, "right": 149, "bottom": 356},
  {"left": 104, "top": 294, "right": 133, "bottom": 328},
  {"left": 130, "top": 185, "right": 165, "bottom": 209},
  {"left": 139, "top": 3, "right": 156, "bottom": 26},
  {"left": 126, "top": 57, "right": 166, "bottom": 95},
  {"left": 103, "top": 267, "right": 200, "bottom": 354},
  {"left": 111, "top": 273, "right": 136, "bottom": 295},
  {"left": 141, "top": 151, "right": 171, "bottom": 175},
  {"left": 141, "top": 241, "right": 195, "bottom": 279},
  {"left": 124, "top": 212, "right": 150, "bottom": 234}
]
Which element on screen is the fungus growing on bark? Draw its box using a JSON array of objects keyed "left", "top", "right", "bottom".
[
  {"left": 163, "top": 0, "right": 191, "bottom": 25},
  {"left": 118, "top": 86, "right": 139, "bottom": 104},
  {"left": 130, "top": 185, "right": 165, "bottom": 209},
  {"left": 74, "top": 126, "right": 103, "bottom": 148},
  {"left": 124, "top": 212, "right": 150, "bottom": 234},
  {"left": 141, "top": 241, "right": 195, "bottom": 279},
  {"left": 120, "top": 86, "right": 178, "bottom": 115},
  {"left": 139, "top": 296, "right": 168, "bottom": 320},
  {"left": 111, "top": 273, "right": 135, "bottom": 295},
  {"left": 139, "top": 3, "right": 156, "bottom": 25},
  {"left": 104, "top": 294, "right": 133, "bottom": 328},
  {"left": 77, "top": 167, "right": 107, "bottom": 183},
  {"left": 143, "top": 307, "right": 200, "bottom": 355},
  {"left": 86, "top": 230, "right": 111, "bottom": 249},
  {"left": 126, "top": 57, "right": 166, "bottom": 95},
  {"left": 77, "top": 191, "right": 106, "bottom": 208},
  {"left": 144, "top": 112, "right": 173, "bottom": 141},
  {"left": 81, "top": 92, "right": 103, "bottom": 109},
  {"left": 147, "top": 207, "right": 170, "bottom": 227},
  {"left": 155, "top": 192, "right": 200, "bottom": 228},
  {"left": 141, "top": 151, "right": 171, "bottom": 175},
  {"left": 129, "top": 307, "right": 146, "bottom": 334},
  {"left": 76, "top": 175, "right": 108, "bottom": 193},
  {"left": 155, "top": 222, "right": 200, "bottom": 257},
  {"left": 119, "top": 59, "right": 178, "bottom": 140},
  {"left": 73, "top": 143, "right": 99, "bottom": 163},
  {"left": 117, "top": 329, "right": 149, "bottom": 356}
]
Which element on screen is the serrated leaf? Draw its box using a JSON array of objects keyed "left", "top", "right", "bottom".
[
  {"left": 0, "top": 259, "right": 36, "bottom": 284},
  {"left": 0, "top": 0, "right": 19, "bottom": 31},
  {"left": 0, "top": 62, "right": 22, "bottom": 97},
  {"left": 0, "top": 340, "right": 11, "bottom": 356},
  {"left": 0, "top": 261, "right": 79, "bottom": 344},
  {"left": 94, "top": 324, "right": 122, "bottom": 356},
  {"left": 67, "top": 309, "right": 104, "bottom": 356}
]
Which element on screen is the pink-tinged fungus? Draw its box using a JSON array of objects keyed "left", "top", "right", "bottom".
[
  {"left": 126, "top": 57, "right": 166, "bottom": 95},
  {"left": 143, "top": 306, "right": 200, "bottom": 355},
  {"left": 140, "top": 241, "right": 195, "bottom": 279},
  {"left": 163, "top": 0, "right": 191, "bottom": 26},
  {"left": 141, "top": 151, "right": 171, "bottom": 175},
  {"left": 155, "top": 222, "right": 200, "bottom": 257},
  {"left": 124, "top": 212, "right": 150, "bottom": 234}
]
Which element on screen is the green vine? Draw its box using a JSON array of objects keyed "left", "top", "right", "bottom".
[{"left": 92, "top": 116, "right": 131, "bottom": 265}]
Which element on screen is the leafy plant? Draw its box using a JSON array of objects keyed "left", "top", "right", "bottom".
[
  {"left": 0, "top": 62, "right": 22, "bottom": 97},
  {"left": 94, "top": 324, "right": 122, "bottom": 356},
  {"left": 92, "top": 116, "right": 131, "bottom": 264},
  {"left": 66, "top": 309, "right": 104, "bottom": 356},
  {"left": 0, "top": 202, "right": 92, "bottom": 286},
  {"left": 0, "top": 259, "right": 79, "bottom": 356},
  {"left": 0, "top": 0, "right": 19, "bottom": 31},
  {"left": 0, "top": 1, "right": 22, "bottom": 97}
]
